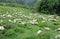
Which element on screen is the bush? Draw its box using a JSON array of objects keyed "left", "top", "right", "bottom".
[{"left": 37, "top": 0, "right": 60, "bottom": 15}]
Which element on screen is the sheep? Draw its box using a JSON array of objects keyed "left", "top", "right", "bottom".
[
  {"left": 0, "top": 26, "right": 5, "bottom": 30},
  {"left": 55, "top": 35, "right": 60, "bottom": 39},
  {"left": 37, "top": 30, "right": 42, "bottom": 35},
  {"left": 56, "top": 28, "right": 60, "bottom": 32},
  {"left": 13, "top": 19, "right": 22, "bottom": 23},
  {"left": 28, "top": 19, "right": 38, "bottom": 25},
  {"left": 44, "top": 27, "right": 51, "bottom": 31}
]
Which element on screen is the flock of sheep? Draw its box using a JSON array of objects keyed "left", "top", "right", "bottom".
[{"left": 0, "top": 11, "right": 60, "bottom": 39}]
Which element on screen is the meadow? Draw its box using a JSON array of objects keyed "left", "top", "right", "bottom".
[{"left": 0, "top": 6, "right": 60, "bottom": 39}]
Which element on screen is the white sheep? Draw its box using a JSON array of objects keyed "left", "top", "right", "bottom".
[
  {"left": 0, "top": 26, "right": 5, "bottom": 30},
  {"left": 13, "top": 19, "right": 22, "bottom": 23},
  {"left": 37, "top": 30, "right": 42, "bottom": 35},
  {"left": 44, "top": 27, "right": 51, "bottom": 31},
  {"left": 55, "top": 35, "right": 60, "bottom": 39}
]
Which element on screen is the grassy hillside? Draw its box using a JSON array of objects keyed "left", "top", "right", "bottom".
[{"left": 0, "top": 6, "right": 60, "bottom": 39}]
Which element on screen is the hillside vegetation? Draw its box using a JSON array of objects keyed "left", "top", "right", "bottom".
[{"left": 0, "top": 0, "right": 60, "bottom": 39}]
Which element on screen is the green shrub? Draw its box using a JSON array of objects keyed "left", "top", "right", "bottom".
[{"left": 37, "top": 0, "right": 60, "bottom": 14}]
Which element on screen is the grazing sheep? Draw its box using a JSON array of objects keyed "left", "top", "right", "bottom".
[
  {"left": 0, "top": 14, "right": 12, "bottom": 18},
  {"left": 56, "top": 28, "right": 60, "bottom": 32},
  {"left": 13, "top": 19, "right": 22, "bottom": 23},
  {"left": 6, "top": 14, "right": 12, "bottom": 18},
  {"left": 29, "top": 19, "right": 38, "bottom": 25},
  {"left": 44, "top": 27, "right": 51, "bottom": 31},
  {"left": 48, "top": 15, "right": 54, "bottom": 18},
  {"left": 20, "top": 22, "right": 26, "bottom": 25},
  {"left": 37, "top": 30, "right": 42, "bottom": 35},
  {"left": 55, "top": 35, "right": 60, "bottom": 39},
  {"left": 52, "top": 19, "right": 58, "bottom": 22},
  {"left": 0, "top": 26, "right": 5, "bottom": 30}
]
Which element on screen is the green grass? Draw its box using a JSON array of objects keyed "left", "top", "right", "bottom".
[{"left": 0, "top": 6, "right": 60, "bottom": 39}]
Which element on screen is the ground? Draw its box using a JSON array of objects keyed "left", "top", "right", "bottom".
[{"left": 0, "top": 6, "right": 60, "bottom": 39}]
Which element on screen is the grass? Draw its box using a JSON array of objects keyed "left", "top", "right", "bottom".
[{"left": 0, "top": 6, "right": 60, "bottom": 39}]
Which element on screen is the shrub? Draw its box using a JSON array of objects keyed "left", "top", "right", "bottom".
[{"left": 37, "top": 0, "right": 60, "bottom": 15}]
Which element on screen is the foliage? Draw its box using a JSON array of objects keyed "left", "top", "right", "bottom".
[{"left": 37, "top": 0, "right": 60, "bottom": 15}]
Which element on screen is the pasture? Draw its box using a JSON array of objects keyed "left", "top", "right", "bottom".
[{"left": 0, "top": 6, "right": 60, "bottom": 39}]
